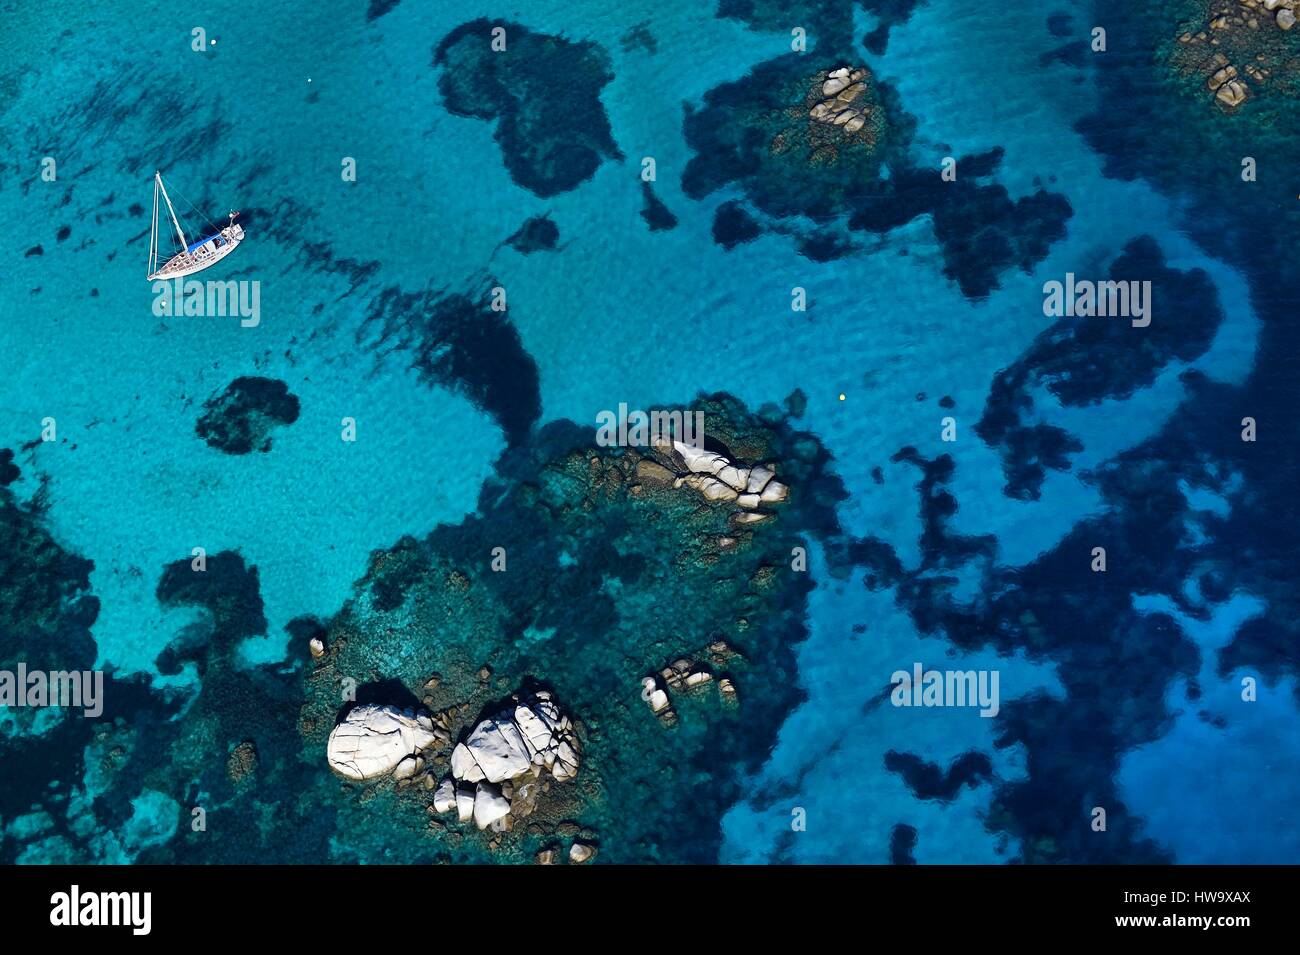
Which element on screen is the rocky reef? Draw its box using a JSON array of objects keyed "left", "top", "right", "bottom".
[
  {"left": 1171, "top": 1, "right": 1300, "bottom": 111},
  {"left": 808, "top": 66, "right": 878, "bottom": 137},
  {"left": 642, "top": 641, "right": 742, "bottom": 725},
  {"left": 0, "top": 391, "right": 846, "bottom": 865},
  {"left": 194, "top": 376, "right": 300, "bottom": 455},
  {"left": 716, "top": 0, "right": 925, "bottom": 56},
  {"left": 683, "top": 57, "right": 890, "bottom": 221},
  {"left": 299, "top": 393, "right": 847, "bottom": 862},
  {"left": 504, "top": 214, "right": 560, "bottom": 254},
  {"left": 682, "top": 55, "right": 1071, "bottom": 298},
  {"left": 0, "top": 449, "right": 18, "bottom": 486},
  {"left": 975, "top": 236, "right": 1224, "bottom": 500}
]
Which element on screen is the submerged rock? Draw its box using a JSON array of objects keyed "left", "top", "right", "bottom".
[
  {"left": 640, "top": 180, "right": 679, "bottom": 231},
  {"left": 434, "top": 19, "right": 622, "bottom": 197},
  {"left": 326, "top": 704, "right": 439, "bottom": 781},
  {"left": 194, "top": 376, "right": 300, "bottom": 455},
  {"left": 227, "top": 740, "right": 258, "bottom": 784},
  {"left": 505, "top": 215, "right": 560, "bottom": 254},
  {"left": 301, "top": 392, "right": 846, "bottom": 863}
]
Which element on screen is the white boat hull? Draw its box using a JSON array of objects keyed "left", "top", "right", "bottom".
[{"left": 148, "top": 224, "right": 245, "bottom": 281}]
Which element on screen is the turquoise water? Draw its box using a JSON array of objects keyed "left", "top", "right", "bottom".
[{"left": 2, "top": 0, "right": 1299, "bottom": 864}]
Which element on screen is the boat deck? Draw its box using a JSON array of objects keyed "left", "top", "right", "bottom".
[{"left": 148, "top": 224, "right": 245, "bottom": 281}]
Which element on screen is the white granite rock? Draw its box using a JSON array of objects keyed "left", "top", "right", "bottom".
[
  {"left": 680, "top": 474, "right": 739, "bottom": 502},
  {"left": 552, "top": 740, "right": 580, "bottom": 782},
  {"left": 473, "top": 783, "right": 511, "bottom": 829},
  {"left": 715, "top": 464, "right": 750, "bottom": 491},
  {"left": 452, "top": 692, "right": 581, "bottom": 789},
  {"left": 669, "top": 440, "right": 788, "bottom": 512},
  {"left": 392, "top": 755, "right": 424, "bottom": 781},
  {"left": 433, "top": 778, "right": 457, "bottom": 814},
  {"left": 642, "top": 677, "right": 671, "bottom": 715},
  {"left": 514, "top": 700, "right": 561, "bottom": 758},
  {"left": 326, "top": 704, "right": 439, "bottom": 781},
  {"left": 455, "top": 783, "right": 475, "bottom": 823},
  {"left": 744, "top": 467, "right": 774, "bottom": 493},
  {"left": 452, "top": 719, "right": 533, "bottom": 783},
  {"left": 822, "top": 75, "right": 849, "bottom": 96},
  {"left": 684, "top": 670, "right": 714, "bottom": 688},
  {"left": 673, "top": 440, "right": 726, "bottom": 475}
]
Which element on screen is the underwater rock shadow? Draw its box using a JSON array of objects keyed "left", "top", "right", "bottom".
[
  {"left": 434, "top": 19, "right": 623, "bottom": 199},
  {"left": 357, "top": 280, "right": 542, "bottom": 449}
]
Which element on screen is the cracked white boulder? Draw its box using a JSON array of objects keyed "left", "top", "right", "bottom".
[
  {"left": 450, "top": 715, "right": 533, "bottom": 783},
  {"left": 671, "top": 440, "right": 788, "bottom": 510},
  {"left": 473, "top": 783, "right": 511, "bottom": 830},
  {"left": 326, "top": 704, "right": 439, "bottom": 781},
  {"left": 432, "top": 778, "right": 457, "bottom": 814},
  {"left": 450, "top": 690, "right": 581, "bottom": 786},
  {"left": 455, "top": 783, "right": 475, "bottom": 823}
]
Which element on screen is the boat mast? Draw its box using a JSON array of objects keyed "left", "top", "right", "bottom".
[
  {"left": 155, "top": 173, "right": 189, "bottom": 252},
  {"left": 148, "top": 175, "right": 159, "bottom": 278}
]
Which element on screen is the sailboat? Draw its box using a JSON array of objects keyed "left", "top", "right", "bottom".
[{"left": 146, "top": 171, "right": 245, "bottom": 281}]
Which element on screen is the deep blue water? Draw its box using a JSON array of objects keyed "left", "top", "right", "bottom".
[{"left": 1, "top": 0, "right": 1297, "bottom": 864}]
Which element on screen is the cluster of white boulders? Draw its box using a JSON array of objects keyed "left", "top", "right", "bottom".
[
  {"left": 643, "top": 643, "right": 739, "bottom": 724},
  {"left": 651, "top": 437, "right": 788, "bottom": 524},
  {"left": 1179, "top": 1, "right": 1297, "bottom": 109},
  {"left": 429, "top": 690, "right": 580, "bottom": 831},
  {"left": 326, "top": 704, "right": 446, "bottom": 781},
  {"left": 809, "top": 66, "right": 872, "bottom": 133}
]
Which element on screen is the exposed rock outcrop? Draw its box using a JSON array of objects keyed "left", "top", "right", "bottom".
[
  {"left": 642, "top": 642, "right": 743, "bottom": 723},
  {"left": 647, "top": 437, "right": 789, "bottom": 521},
  {"left": 1173, "top": 1, "right": 1300, "bottom": 110},
  {"left": 810, "top": 66, "right": 874, "bottom": 134},
  {"left": 326, "top": 704, "right": 440, "bottom": 781},
  {"left": 569, "top": 842, "right": 597, "bottom": 864},
  {"left": 432, "top": 689, "right": 581, "bottom": 830}
]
